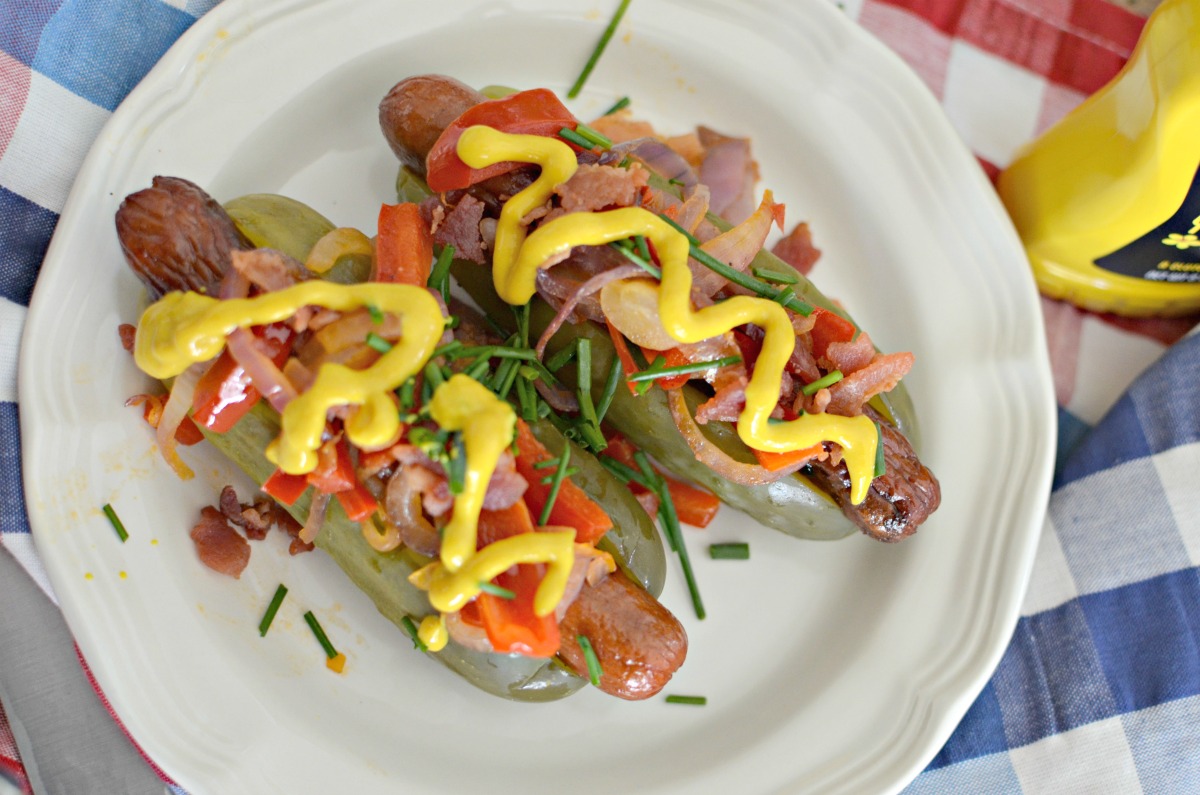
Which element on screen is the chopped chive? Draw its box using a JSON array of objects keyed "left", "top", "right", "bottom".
[
  {"left": 874, "top": 421, "right": 887, "bottom": 478},
  {"left": 365, "top": 332, "right": 392, "bottom": 354},
  {"left": 478, "top": 581, "right": 516, "bottom": 600},
  {"left": 598, "top": 455, "right": 653, "bottom": 490},
  {"left": 519, "top": 365, "right": 541, "bottom": 381},
  {"left": 772, "top": 286, "right": 796, "bottom": 308},
  {"left": 601, "top": 95, "right": 631, "bottom": 116},
  {"left": 751, "top": 266, "right": 799, "bottom": 285},
  {"left": 536, "top": 399, "right": 552, "bottom": 419},
  {"left": 432, "top": 339, "right": 464, "bottom": 359},
  {"left": 516, "top": 376, "right": 538, "bottom": 422},
  {"left": 446, "top": 314, "right": 461, "bottom": 330},
  {"left": 577, "top": 634, "right": 604, "bottom": 686},
  {"left": 398, "top": 377, "right": 416, "bottom": 410},
  {"left": 567, "top": 0, "right": 632, "bottom": 98},
  {"left": 533, "top": 456, "right": 562, "bottom": 470},
  {"left": 633, "top": 354, "right": 665, "bottom": 396},
  {"left": 634, "top": 234, "right": 652, "bottom": 262},
  {"left": 448, "top": 344, "right": 539, "bottom": 362},
  {"left": 464, "top": 357, "right": 492, "bottom": 382},
  {"left": 540, "top": 466, "right": 580, "bottom": 484},
  {"left": 489, "top": 355, "right": 519, "bottom": 393},
  {"left": 559, "top": 127, "right": 598, "bottom": 150},
  {"left": 573, "top": 122, "right": 613, "bottom": 150},
  {"left": 367, "top": 303, "right": 385, "bottom": 324},
  {"left": 595, "top": 357, "right": 623, "bottom": 424},
  {"left": 538, "top": 444, "right": 572, "bottom": 526},
  {"left": 709, "top": 542, "right": 750, "bottom": 560},
  {"left": 801, "top": 370, "right": 844, "bottom": 396},
  {"left": 400, "top": 615, "right": 428, "bottom": 652},
  {"left": 625, "top": 355, "right": 742, "bottom": 383},
  {"left": 665, "top": 694, "right": 707, "bottom": 706},
  {"left": 545, "top": 344, "right": 578, "bottom": 373},
  {"left": 258, "top": 584, "right": 289, "bottom": 636},
  {"left": 635, "top": 451, "right": 705, "bottom": 620},
  {"left": 446, "top": 434, "right": 467, "bottom": 495},
  {"left": 610, "top": 240, "right": 662, "bottom": 279},
  {"left": 659, "top": 214, "right": 813, "bottom": 315},
  {"left": 102, "top": 503, "right": 129, "bottom": 543},
  {"left": 428, "top": 244, "right": 455, "bottom": 304},
  {"left": 423, "top": 360, "right": 446, "bottom": 390},
  {"left": 302, "top": 610, "right": 339, "bottom": 661},
  {"left": 514, "top": 302, "right": 531, "bottom": 348},
  {"left": 576, "top": 338, "right": 597, "bottom": 416}
]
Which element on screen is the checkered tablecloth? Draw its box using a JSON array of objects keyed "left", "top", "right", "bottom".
[{"left": 2, "top": 0, "right": 1198, "bottom": 792}]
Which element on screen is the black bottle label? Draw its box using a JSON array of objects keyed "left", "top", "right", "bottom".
[{"left": 1093, "top": 167, "right": 1200, "bottom": 284}]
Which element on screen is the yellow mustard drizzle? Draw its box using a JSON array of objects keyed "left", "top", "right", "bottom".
[
  {"left": 137, "top": 282, "right": 581, "bottom": 648},
  {"left": 134, "top": 281, "right": 444, "bottom": 474},
  {"left": 457, "top": 126, "right": 879, "bottom": 504}
]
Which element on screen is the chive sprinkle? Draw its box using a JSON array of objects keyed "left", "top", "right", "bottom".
[
  {"left": 659, "top": 214, "right": 813, "bottom": 315},
  {"left": 633, "top": 451, "right": 704, "bottom": 619},
  {"left": 751, "top": 266, "right": 799, "bottom": 285},
  {"left": 573, "top": 122, "right": 613, "bottom": 150},
  {"left": 773, "top": 286, "right": 796, "bottom": 308},
  {"left": 577, "top": 634, "right": 604, "bottom": 686},
  {"left": 545, "top": 344, "right": 578, "bottom": 373},
  {"left": 400, "top": 616, "right": 428, "bottom": 652},
  {"left": 665, "top": 694, "right": 707, "bottom": 706},
  {"left": 533, "top": 456, "right": 562, "bottom": 470},
  {"left": 446, "top": 434, "right": 467, "bottom": 495},
  {"left": 601, "top": 95, "right": 631, "bottom": 116},
  {"left": 541, "top": 467, "right": 580, "bottom": 484},
  {"left": 709, "top": 542, "right": 750, "bottom": 560},
  {"left": 625, "top": 355, "right": 742, "bottom": 383},
  {"left": 874, "top": 421, "right": 887, "bottom": 478},
  {"left": 258, "top": 584, "right": 289, "bottom": 636},
  {"left": 539, "top": 444, "right": 572, "bottom": 525},
  {"left": 478, "top": 581, "right": 517, "bottom": 600},
  {"left": 559, "top": 127, "right": 599, "bottom": 151},
  {"left": 303, "top": 610, "right": 339, "bottom": 661},
  {"left": 365, "top": 331, "right": 392, "bottom": 354},
  {"left": 423, "top": 360, "right": 446, "bottom": 390},
  {"left": 598, "top": 455, "right": 656, "bottom": 491},
  {"left": 367, "top": 303, "right": 385, "bottom": 324},
  {"left": 610, "top": 239, "right": 661, "bottom": 279},
  {"left": 567, "top": 0, "right": 633, "bottom": 98},
  {"left": 429, "top": 243, "right": 455, "bottom": 304},
  {"left": 801, "top": 370, "right": 844, "bottom": 396},
  {"left": 595, "top": 356, "right": 623, "bottom": 424},
  {"left": 102, "top": 503, "right": 129, "bottom": 543}
]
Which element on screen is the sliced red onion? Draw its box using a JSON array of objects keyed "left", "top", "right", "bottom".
[
  {"left": 617, "top": 138, "right": 698, "bottom": 188},
  {"left": 226, "top": 327, "right": 297, "bottom": 413},
  {"left": 384, "top": 470, "right": 440, "bottom": 556},
  {"left": 299, "top": 491, "right": 331, "bottom": 545},
  {"left": 535, "top": 263, "right": 644, "bottom": 359},
  {"left": 157, "top": 362, "right": 204, "bottom": 480},
  {"left": 664, "top": 388, "right": 799, "bottom": 486}
]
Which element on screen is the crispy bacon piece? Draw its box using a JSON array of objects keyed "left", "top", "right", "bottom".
[
  {"left": 771, "top": 221, "right": 822, "bottom": 275},
  {"left": 190, "top": 506, "right": 250, "bottom": 578}
]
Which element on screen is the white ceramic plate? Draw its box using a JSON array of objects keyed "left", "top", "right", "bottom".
[{"left": 19, "top": 1, "right": 1055, "bottom": 793}]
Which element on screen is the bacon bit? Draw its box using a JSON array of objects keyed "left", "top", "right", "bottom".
[
  {"left": 771, "top": 222, "right": 822, "bottom": 276},
  {"left": 822, "top": 331, "right": 876, "bottom": 376},
  {"left": 586, "top": 109, "right": 657, "bottom": 143},
  {"left": 190, "top": 506, "right": 251, "bottom": 578},
  {"left": 118, "top": 323, "right": 137, "bottom": 353},
  {"left": 555, "top": 163, "right": 648, "bottom": 214},
  {"left": 825, "top": 352, "right": 915, "bottom": 416},
  {"left": 433, "top": 194, "right": 486, "bottom": 264},
  {"left": 218, "top": 484, "right": 312, "bottom": 554}
]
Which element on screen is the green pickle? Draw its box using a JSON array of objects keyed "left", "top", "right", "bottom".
[{"left": 207, "top": 193, "right": 665, "bottom": 701}]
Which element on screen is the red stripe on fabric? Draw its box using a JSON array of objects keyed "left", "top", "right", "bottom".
[
  {"left": 860, "top": 0, "right": 954, "bottom": 98},
  {"left": 74, "top": 646, "right": 180, "bottom": 788},
  {"left": 873, "top": 0, "right": 1145, "bottom": 94},
  {"left": 873, "top": 0, "right": 970, "bottom": 35},
  {"left": 1068, "top": 0, "right": 1144, "bottom": 53},
  {"left": 0, "top": 698, "right": 30, "bottom": 795},
  {"left": 0, "top": 51, "right": 31, "bottom": 162},
  {"left": 978, "top": 157, "right": 1001, "bottom": 184},
  {"left": 1041, "top": 296, "right": 1085, "bottom": 406}
]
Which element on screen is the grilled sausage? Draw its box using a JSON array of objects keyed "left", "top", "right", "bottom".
[{"left": 559, "top": 570, "right": 688, "bottom": 700}]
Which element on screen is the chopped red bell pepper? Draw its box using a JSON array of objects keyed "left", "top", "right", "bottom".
[
  {"left": 307, "top": 435, "right": 357, "bottom": 494},
  {"left": 640, "top": 346, "right": 694, "bottom": 390},
  {"left": 191, "top": 323, "right": 293, "bottom": 433},
  {"left": 425, "top": 88, "right": 579, "bottom": 192},
  {"left": 374, "top": 202, "right": 433, "bottom": 286},
  {"left": 475, "top": 501, "right": 561, "bottom": 658},
  {"left": 604, "top": 432, "right": 720, "bottom": 528},
  {"left": 752, "top": 445, "right": 825, "bottom": 473},
  {"left": 809, "top": 307, "right": 858, "bottom": 360},
  {"left": 335, "top": 480, "right": 379, "bottom": 522},
  {"left": 604, "top": 318, "right": 642, "bottom": 396},
  {"left": 512, "top": 419, "right": 612, "bottom": 544},
  {"left": 262, "top": 468, "right": 309, "bottom": 506}
]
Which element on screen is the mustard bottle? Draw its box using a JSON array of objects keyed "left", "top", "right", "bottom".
[{"left": 997, "top": 0, "right": 1200, "bottom": 317}]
